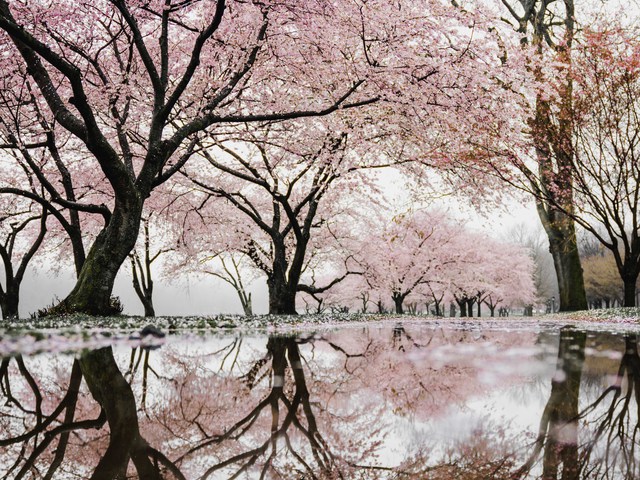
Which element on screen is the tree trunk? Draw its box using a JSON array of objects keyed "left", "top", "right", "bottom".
[
  {"left": 466, "top": 299, "right": 475, "bottom": 317},
  {"left": 514, "top": 328, "right": 585, "bottom": 479},
  {"left": 393, "top": 294, "right": 404, "bottom": 314},
  {"left": 530, "top": 16, "right": 587, "bottom": 314},
  {"left": 242, "top": 293, "right": 253, "bottom": 316},
  {"left": 544, "top": 212, "right": 588, "bottom": 312},
  {"left": 489, "top": 305, "right": 496, "bottom": 317},
  {"left": 477, "top": 301, "right": 481, "bottom": 317},
  {"left": 268, "top": 276, "right": 297, "bottom": 314},
  {"left": 141, "top": 296, "right": 155, "bottom": 317},
  {"left": 52, "top": 197, "right": 143, "bottom": 316},
  {"left": 457, "top": 300, "right": 467, "bottom": 317},
  {"left": 623, "top": 276, "right": 637, "bottom": 307},
  {"left": 0, "top": 284, "right": 19, "bottom": 319},
  {"left": 541, "top": 329, "right": 585, "bottom": 479}
]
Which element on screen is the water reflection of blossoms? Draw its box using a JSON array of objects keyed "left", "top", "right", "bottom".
[{"left": 0, "top": 325, "right": 639, "bottom": 479}]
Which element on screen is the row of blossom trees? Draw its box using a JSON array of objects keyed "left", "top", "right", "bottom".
[{"left": 296, "top": 210, "right": 536, "bottom": 316}]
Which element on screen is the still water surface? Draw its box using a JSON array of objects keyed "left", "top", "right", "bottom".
[{"left": 0, "top": 319, "right": 638, "bottom": 479}]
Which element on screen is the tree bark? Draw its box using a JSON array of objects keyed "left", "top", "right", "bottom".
[
  {"left": 457, "top": 299, "right": 467, "bottom": 317},
  {"left": 623, "top": 276, "right": 637, "bottom": 308},
  {"left": 141, "top": 297, "right": 155, "bottom": 317},
  {"left": 544, "top": 213, "right": 588, "bottom": 312},
  {"left": 0, "top": 284, "right": 19, "bottom": 319},
  {"left": 268, "top": 275, "right": 297, "bottom": 314},
  {"left": 393, "top": 294, "right": 404, "bottom": 314},
  {"left": 466, "top": 298, "right": 475, "bottom": 317},
  {"left": 241, "top": 293, "right": 253, "bottom": 316},
  {"left": 52, "top": 196, "right": 143, "bottom": 315}
]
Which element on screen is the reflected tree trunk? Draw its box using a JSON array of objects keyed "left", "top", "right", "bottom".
[
  {"left": 79, "top": 347, "right": 185, "bottom": 480},
  {"left": 79, "top": 348, "right": 152, "bottom": 479},
  {"left": 515, "top": 328, "right": 586, "bottom": 479},
  {"left": 194, "top": 335, "right": 345, "bottom": 479}
]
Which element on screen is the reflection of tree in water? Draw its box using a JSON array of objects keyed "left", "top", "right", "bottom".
[
  {"left": 514, "top": 330, "right": 640, "bottom": 480},
  {"left": 79, "top": 348, "right": 185, "bottom": 479},
  {"left": 0, "top": 348, "right": 185, "bottom": 479},
  {"left": 514, "top": 328, "right": 586, "bottom": 479},
  {"left": 5, "top": 325, "right": 640, "bottom": 479},
  {"left": 180, "top": 335, "right": 371, "bottom": 479},
  {"left": 0, "top": 335, "right": 377, "bottom": 479},
  {"left": 576, "top": 334, "right": 640, "bottom": 479},
  {"left": 0, "top": 356, "right": 91, "bottom": 479}
]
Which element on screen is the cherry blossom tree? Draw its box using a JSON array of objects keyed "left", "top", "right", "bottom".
[
  {"left": 477, "top": 242, "right": 538, "bottom": 317},
  {"left": 357, "top": 209, "right": 459, "bottom": 314},
  {"left": 456, "top": 236, "right": 537, "bottom": 317},
  {"left": 180, "top": 125, "right": 372, "bottom": 314},
  {"left": 494, "top": 0, "right": 588, "bottom": 312},
  {"left": 0, "top": 0, "right": 372, "bottom": 315},
  {"left": 488, "top": 18, "right": 640, "bottom": 308}
]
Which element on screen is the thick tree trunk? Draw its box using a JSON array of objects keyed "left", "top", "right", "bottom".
[
  {"left": 514, "top": 328, "right": 585, "bottom": 479},
  {"left": 489, "top": 305, "right": 495, "bottom": 317},
  {"left": 267, "top": 237, "right": 298, "bottom": 314},
  {"left": 476, "top": 301, "right": 481, "bottom": 317},
  {"left": 623, "top": 276, "right": 637, "bottom": 307},
  {"left": 544, "top": 212, "right": 588, "bottom": 312},
  {"left": 268, "top": 277, "right": 297, "bottom": 314},
  {"left": 393, "top": 294, "right": 404, "bottom": 314},
  {"left": 0, "top": 285, "right": 19, "bottom": 319},
  {"left": 530, "top": 21, "right": 587, "bottom": 314},
  {"left": 541, "top": 329, "right": 585, "bottom": 478},
  {"left": 52, "top": 196, "right": 143, "bottom": 316}
]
